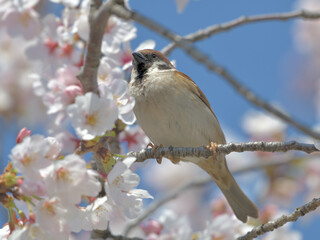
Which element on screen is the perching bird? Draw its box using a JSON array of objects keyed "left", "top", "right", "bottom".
[{"left": 128, "top": 49, "right": 258, "bottom": 222}]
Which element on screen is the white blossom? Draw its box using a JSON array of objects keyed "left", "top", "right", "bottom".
[
  {"left": 105, "top": 157, "right": 153, "bottom": 219},
  {"left": 10, "top": 135, "right": 51, "bottom": 180},
  {"left": 67, "top": 92, "right": 118, "bottom": 140},
  {"left": 197, "top": 214, "right": 252, "bottom": 240},
  {"left": 35, "top": 197, "right": 82, "bottom": 239},
  {"left": 242, "top": 110, "right": 286, "bottom": 139},
  {"left": 42, "top": 154, "right": 101, "bottom": 204},
  {"left": 98, "top": 58, "right": 136, "bottom": 124},
  {"left": 81, "top": 196, "right": 114, "bottom": 231}
]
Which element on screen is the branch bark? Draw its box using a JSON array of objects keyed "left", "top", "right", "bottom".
[
  {"left": 77, "top": 0, "right": 116, "bottom": 94},
  {"left": 237, "top": 198, "right": 320, "bottom": 240},
  {"left": 110, "top": 5, "right": 320, "bottom": 140},
  {"left": 128, "top": 141, "right": 319, "bottom": 162},
  {"left": 162, "top": 10, "right": 320, "bottom": 55}
]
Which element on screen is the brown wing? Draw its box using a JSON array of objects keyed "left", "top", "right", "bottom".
[
  {"left": 175, "top": 71, "right": 216, "bottom": 117},
  {"left": 175, "top": 71, "right": 226, "bottom": 144}
]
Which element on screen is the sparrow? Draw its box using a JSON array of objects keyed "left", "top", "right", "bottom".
[{"left": 129, "top": 49, "right": 258, "bottom": 222}]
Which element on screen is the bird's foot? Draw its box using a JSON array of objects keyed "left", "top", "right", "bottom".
[
  {"left": 206, "top": 142, "right": 218, "bottom": 164},
  {"left": 146, "top": 142, "right": 163, "bottom": 164}
]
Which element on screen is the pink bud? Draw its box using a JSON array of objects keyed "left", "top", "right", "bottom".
[
  {"left": 141, "top": 219, "right": 163, "bottom": 236},
  {"left": 16, "top": 128, "right": 31, "bottom": 143},
  {"left": 65, "top": 85, "right": 83, "bottom": 101}
]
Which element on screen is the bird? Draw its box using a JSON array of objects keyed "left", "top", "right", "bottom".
[{"left": 128, "top": 49, "right": 258, "bottom": 222}]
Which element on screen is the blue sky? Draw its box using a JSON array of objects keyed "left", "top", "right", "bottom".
[
  {"left": 130, "top": 0, "right": 320, "bottom": 238},
  {"left": 130, "top": 0, "right": 316, "bottom": 139}
]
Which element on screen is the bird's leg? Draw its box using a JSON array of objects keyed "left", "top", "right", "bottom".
[
  {"left": 206, "top": 142, "right": 218, "bottom": 165},
  {"left": 146, "top": 142, "right": 163, "bottom": 164}
]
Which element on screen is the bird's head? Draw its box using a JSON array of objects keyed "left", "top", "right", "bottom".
[{"left": 131, "top": 49, "right": 175, "bottom": 82}]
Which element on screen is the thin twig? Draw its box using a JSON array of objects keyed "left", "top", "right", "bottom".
[
  {"left": 128, "top": 141, "right": 319, "bottom": 163},
  {"left": 124, "top": 177, "right": 209, "bottom": 236},
  {"left": 124, "top": 153, "right": 313, "bottom": 235},
  {"left": 110, "top": 5, "right": 320, "bottom": 140},
  {"left": 237, "top": 197, "right": 320, "bottom": 240},
  {"left": 162, "top": 10, "right": 320, "bottom": 55},
  {"left": 77, "top": 0, "right": 116, "bottom": 94}
]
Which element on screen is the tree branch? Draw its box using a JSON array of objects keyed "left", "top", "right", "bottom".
[
  {"left": 110, "top": 5, "right": 320, "bottom": 140},
  {"left": 128, "top": 141, "right": 318, "bottom": 163},
  {"left": 162, "top": 10, "right": 320, "bottom": 55},
  {"left": 124, "top": 153, "right": 316, "bottom": 235},
  {"left": 237, "top": 197, "right": 320, "bottom": 240},
  {"left": 77, "top": 0, "right": 116, "bottom": 94}
]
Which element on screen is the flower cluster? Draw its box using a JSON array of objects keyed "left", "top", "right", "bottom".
[{"left": 1, "top": 130, "right": 152, "bottom": 239}]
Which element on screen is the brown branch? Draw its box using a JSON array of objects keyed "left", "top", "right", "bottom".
[
  {"left": 124, "top": 144, "right": 317, "bottom": 235},
  {"left": 110, "top": 5, "right": 320, "bottom": 140},
  {"left": 128, "top": 141, "right": 319, "bottom": 163},
  {"left": 162, "top": 10, "right": 320, "bottom": 55},
  {"left": 77, "top": 0, "right": 116, "bottom": 94},
  {"left": 237, "top": 197, "right": 320, "bottom": 240},
  {"left": 124, "top": 153, "right": 314, "bottom": 236}
]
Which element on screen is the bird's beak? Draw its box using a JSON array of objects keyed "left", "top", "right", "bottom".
[{"left": 132, "top": 52, "right": 147, "bottom": 64}]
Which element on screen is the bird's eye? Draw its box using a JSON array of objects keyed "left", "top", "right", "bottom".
[{"left": 151, "top": 53, "right": 157, "bottom": 58}]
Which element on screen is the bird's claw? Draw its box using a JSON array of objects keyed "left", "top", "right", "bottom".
[
  {"left": 206, "top": 142, "right": 218, "bottom": 164},
  {"left": 146, "top": 142, "right": 163, "bottom": 164}
]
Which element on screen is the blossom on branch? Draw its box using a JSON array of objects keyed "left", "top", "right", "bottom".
[
  {"left": 105, "top": 157, "right": 153, "bottom": 219},
  {"left": 67, "top": 92, "right": 118, "bottom": 140}
]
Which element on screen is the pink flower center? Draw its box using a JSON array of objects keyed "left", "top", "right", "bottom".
[{"left": 44, "top": 38, "right": 59, "bottom": 55}]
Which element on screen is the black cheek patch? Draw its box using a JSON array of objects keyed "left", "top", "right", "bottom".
[{"left": 137, "top": 63, "right": 147, "bottom": 79}]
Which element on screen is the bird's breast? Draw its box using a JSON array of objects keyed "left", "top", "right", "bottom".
[{"left": 131, "top": 71, "right": 221, "bottom": 148}]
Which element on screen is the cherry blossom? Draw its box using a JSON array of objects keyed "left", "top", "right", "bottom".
[
  {"left": 1, "top": 0, "right": 41, "bottom": 40},
  {"left": 49, "top": 0, "right": 80, "bottom": 8},
  {"left": 33, "top": 66, "right": 83, "bottom": 126},
  {"left": 41, "top": 154, "right": 101, "bottom": 205},
  {"left": 196, "top": 214, "right": 252, "bottom": 240},
  {"left": 175, "top": 0, "right": 190, "bottom": 13},
  {"left": 104, "top": 40, "right": 156, "bottom": 70},
  {"left": 67, "top": 92, "right": 118, "bottom": 140},
  {"left": 242, "top": 110, "right": 287, "bottom": 141},
  {"left": 16, "top": 128, "right": 31, "bottom": 144},
  {"left": 10, "top": 135, "right": 51, "bottom": 180},
  {"left": 81, "top": 196, "right": 113, "bottom": 231},
  {"left": 157, "top": 210, "right": 192, "bottom": 239},
  {"left": 35, "top": 197, "right": 82, "bottom": 239},
  {"left": 0, "top": 225, "right": 9, "bottom": 240},
  {"left": 119, "top": 125, "right": 150, "bottom": 152},
  {"left": 8, "top": 224, "right": 52, "bottom": 240},
  {"left": 98, "top": 58, "right": 136, "bottom": 124},
  {"left": 102, "top": 16, "right": 137, "bottom": 53},
  {"left": 105, "top": 157, "right": 153, "bottom": 219}
]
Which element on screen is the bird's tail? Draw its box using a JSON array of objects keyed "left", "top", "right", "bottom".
[{"left": 197, "top": 156, "right": 258, "bottom": 222}]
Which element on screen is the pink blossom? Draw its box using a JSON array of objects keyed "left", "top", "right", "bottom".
[
  {"left": 119, "top": 125, "right": 150, "bottom": 152},
  {"left": 141, "top": 219, "right": 163, "bottom": 236},
  {"left": 108, "top": 40, "right": 156, "bottom": 70}
]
